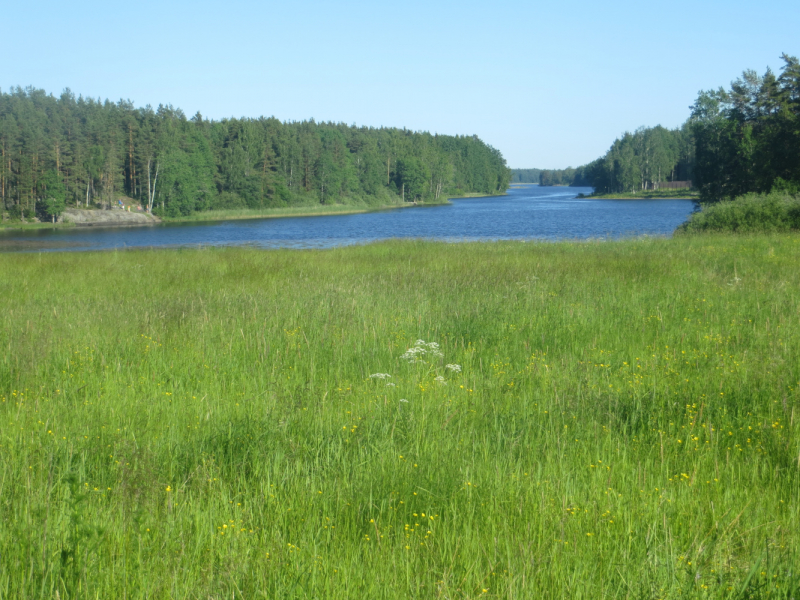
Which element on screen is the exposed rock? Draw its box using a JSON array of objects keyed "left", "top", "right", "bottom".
[{"left": 61, "top": 208, "right": 161, "bottom": 227}]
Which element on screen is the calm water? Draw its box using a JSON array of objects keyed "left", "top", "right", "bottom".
[{"left": 0, "top": 186, "right": 696, "bottom": 252}]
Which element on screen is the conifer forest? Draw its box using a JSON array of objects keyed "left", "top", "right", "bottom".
[{"left": 0, "top": 88, "right": 511, "bottom": 219}]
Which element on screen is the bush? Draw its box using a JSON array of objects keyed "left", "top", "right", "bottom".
[
  {"left": 677, "top": 191, "right": 800, "bottom": 234},
  {"left": 212, "top": 191, "right": 246, "bottom": 210}
]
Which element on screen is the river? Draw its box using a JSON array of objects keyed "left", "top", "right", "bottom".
[{"left": 0, "top": 186, "right": 696, "bottom": 252}]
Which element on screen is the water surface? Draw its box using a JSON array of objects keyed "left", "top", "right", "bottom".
[{"left": 0, "top": 186, "right": 696, "bottom": 252}]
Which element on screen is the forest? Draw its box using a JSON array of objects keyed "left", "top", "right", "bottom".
[
  {"left": 0, "top": 88, "right": 511, "bottom": 220},
  {"left": 532, "top": 53, "right": 800, "bottom": 200},
  {"left": 510, "top": 168, "right": 542, "bottom": 183}
]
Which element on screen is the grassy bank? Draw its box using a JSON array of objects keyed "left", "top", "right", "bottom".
[
  {"left": 587, "top": 190, "right": 700, "bottom": 200},
  {"left": 679, "top": 191, "right": 800, "bottom": 234},
  {"left": 1, "top": 237, "right": 798, "bottom": 598},
  {"left": 156, "top": 200, "right": 455, "bottom": 224},
  {"left": 0, "top": 200, "right": 451, "bottom": 230},
  {"left": 447, "top": 191, "right": 508, "bottom": 199},
  {"left": 0, "top": 219, "right": 77, "bottom": 232}
]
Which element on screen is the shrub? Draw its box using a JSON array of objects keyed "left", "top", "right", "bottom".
[
  {"left": 213, "top": 191, "right": 247, "bottom": 210},
  {"left": 677, "top": 191, "right": 800, "bottom": 233}
]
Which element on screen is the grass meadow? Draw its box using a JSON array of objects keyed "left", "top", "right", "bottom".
[{"left": 0, "top": 236, "right": 798, "bottom": 599}]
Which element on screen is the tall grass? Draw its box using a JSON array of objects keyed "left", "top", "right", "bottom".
[
  {"left": 0, "top": 236, "right": 798, "bottom": 598},
  {"left": 159, "top": 202, "right": 400, "bottom": 223}
]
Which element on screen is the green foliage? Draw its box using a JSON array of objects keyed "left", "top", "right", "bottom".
[
  {"left": 772, "top": 177, "right": 800, "bottom": 195},
  {"left": 678, "top": 191, "right": 800, "bottom": 233},
  {"left": 510, "top": 168, "right": 542, "bottom": 183},
  {"left": 527, "top": 123, "right": 694, "bottom": 194},
  {"left": 0, "top": 88, "right": 511, "bottom": 218},
  {"left": 541, "top": 53, "right": 799, "bottom": 200},
  {"left": 586, "top": 125, "right": 694, "bottom": 193},
  {"left": 690, "top": 54, "right": 800, "bottom": 201},
  {"left": 588, "top": 189, "right": 699, "bottom": 200},
  {"left": 538, "top": 164, "right": 595, "bottom": 187},
  {"left": 37, "top": 170, "right": 66, "bottom": 220},
  {"left": 396, "top": 157, "right": 429, "bottom": 200},
  {"left": 0, "top": 237, "right": 798, "bottom": 598}
]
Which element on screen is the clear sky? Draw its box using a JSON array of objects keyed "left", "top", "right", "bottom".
[{"left": 2, "top": 0, "right": 798, "bottom": 169}]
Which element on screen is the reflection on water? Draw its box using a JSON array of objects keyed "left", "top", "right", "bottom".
[{"left": 0, "top": 186, "right": 697, "bottom": 253}]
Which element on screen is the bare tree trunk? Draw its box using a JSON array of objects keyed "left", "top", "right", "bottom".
[
  {"left": 147, "top": 159, "right": 151, "bottom": 212},
  {"left": 146, "top": 159, "right": 159, "bottom": 214},
  {"left": 0, "top": 147, "right": 4, "bottom": 221},
  {"left": 129, "top": 126, "right": 135, "bottom": 196},
  {"left": 261, "top": 152, "right": 267, "bottom": 201}
]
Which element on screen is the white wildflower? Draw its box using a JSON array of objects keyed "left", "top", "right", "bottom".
[
  {"left": 399, "top": 398, "right": 409, "bottom": 403},
  {"left": 369, "top": 373, "right": 391, "bottom": 380},
  {"left": 445, "top": 364, "right": 461, "bottom": 373},
  {"left": 386, "top": 383, "right": 396, "bottom": 387},
  {"left": 434, "top": 375, "right": 447, "bottom": 384},
  {"left": 400, "top": 340, "right": 444, "bottom": 362}
]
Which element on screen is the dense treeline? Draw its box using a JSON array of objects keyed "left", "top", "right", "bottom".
[
  {"left": 538, "top": 165, "right": 595, "bottom": 187},
  {"left": 0, "top": 87, "right": 510, "bottom": 219},
  {"left": 534, "top": 53, "right": 799, "bottom": 200},
  {"left": 584, "top": 125, "right": 695, "bottom": 193},
  {"left": 510, "top": 168, "right": 542, "bottom": 183},
  {"left": 690, "top": 53, "right": 800, "bottom": 200},
  {"left": 533, "top": 125, "right": 694, "bottom": 192},
  {"left": 510, "top": 167, "right": 592, "bottom": 187}
]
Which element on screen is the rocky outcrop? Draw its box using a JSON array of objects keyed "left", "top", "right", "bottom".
[{"left": 60, "top": 208, "right": 161, "bottom": 227}]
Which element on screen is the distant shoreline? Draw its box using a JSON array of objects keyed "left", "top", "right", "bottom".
[
  {"left": 585, "top": 191, "right": 699, "bottom": 200},
  {"left": 0, "top": 200, "right": 452, "bottom": 232},
  {"left": 0, "top": 191, "right": 512, "bottom": 232},
  {"left": 448, "top": 191, "right": 508, "bottom": 199}
]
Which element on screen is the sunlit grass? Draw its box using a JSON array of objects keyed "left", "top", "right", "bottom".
[
  {"left": 0, "top": 235, "right": 798, "bottom": 598},
  {"left": 159, "top": 202, "right": 403, "bottom": 222}
]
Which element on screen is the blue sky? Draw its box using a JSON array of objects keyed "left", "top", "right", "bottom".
[{"left": 3, "top": 0, "right": 798, "bottom": 168}]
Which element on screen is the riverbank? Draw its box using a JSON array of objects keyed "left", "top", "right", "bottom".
[
  {"left": 0, "top": 208, "right": 160, "bottom": 231},
  {"left": 446, "top": 191, "right": 508, "bottom": 199},
  {"left": 61, "top": 207, "right": 162, "bottom": 227},
  {"left": 585, "top": 189, "right": 699, "bottom": 200},
  {"left": 157, "top": 199, "right": 452, "bottom": 224},
  {"left": 0, "top": 219, "right": 76, "bottom": 232},
  {"left": 0, "top": 200, "right": 453, "bottom": 231},
  {"left": 2, "top": 236, "right": 797, "bottom": 598}
]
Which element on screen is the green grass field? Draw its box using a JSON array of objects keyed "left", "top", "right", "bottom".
[{"left": 1, "top": 236, "right": 798, "bottom": 599}]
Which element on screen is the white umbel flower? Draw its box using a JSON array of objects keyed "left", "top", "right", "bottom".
[{"left": 400, "top": 340, "right": 444, "bottom": 362}]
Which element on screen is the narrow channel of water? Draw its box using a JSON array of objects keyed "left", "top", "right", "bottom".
[{"left": 0, "top": 186, "right": 696, "bottom": 252}]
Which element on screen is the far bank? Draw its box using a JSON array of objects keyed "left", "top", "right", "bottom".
[
  {"left": 0, "top": 190, "right": 516, "bottom": 231},
  {"left": 0, "top": 199, "right": 459, "bottom": 231}
]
